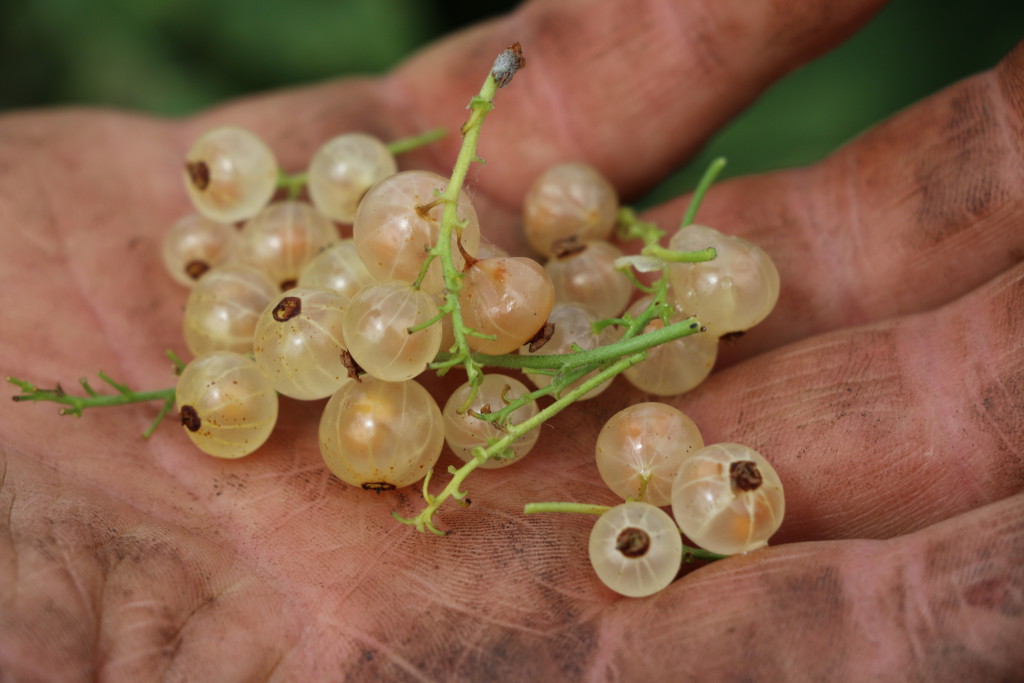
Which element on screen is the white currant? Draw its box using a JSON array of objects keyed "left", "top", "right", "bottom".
[
  {"left": 442, "top": 374, "right": 539, "bottom": 468},
  {"left": 620, "top": 295, "right": 718, "bottom": 396},
  {"left": 238, "top": 200, "right": 338, "bottom": 290},
  {"left": 183, "top": 126, "right": 278, "bottom": 223},
  {"left": 667, "top": 224, "right": 780, "bottom": 336},
  {"left": 671, "top": 442, "right": 785, "bottom": 555},
  {"left": 459, "top": 256, "right": 555, "bottom": 355},
  {"left": 353, "top": 170, "right": 480, "bottom": 293},
  {"left": 595, "top": 402, "right": 704, "bottom": 506},
  {"left": 319, "top": 378, "right": 444, "bottom": 490},
  {"left": 589, "top": 502, "right": 683, "bottom": 598},
  {"left": 297, "top": 239, "right": 377, "bottom": 306},
  {"left": 519, "top": 302, "right": 615, "bottom": 399},
  {"left": 252, "top": 287, "right": 352, "bottom": 400},
  {"left": 176, "top": 351, "right": 278, "bottom": 458},
  {"left": 161, "top": 213, "right": 240, "bottom": 287},
  {"left": 182, "top": 263, "right": 279, "bottom": 356},
  {"left": 545, "top": 239, "right": 632, "bottom": 319},
  {"left": 307, "top": 132, "right": 398, "bottom": 224},
  {"left": 342, "top": 281, "right": 442, "bottom": 382},
  {"left": 523, "top": 162, "right": 618, "bottom": 258}
]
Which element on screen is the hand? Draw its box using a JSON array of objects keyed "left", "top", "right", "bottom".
[{"left": 2, "top": 0, "right": 1021, "bottom": 678}]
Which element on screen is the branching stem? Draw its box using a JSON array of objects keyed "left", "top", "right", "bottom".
[
  {"left": 8, "top": 374, "right": 176, "bottom": 438},
  {"left": 423, "top": 71, "right": 503, "bottom": 399},
  {"left": 394, "top": 351, "right": 646, "bottom": 534},
  {"left": 397, "top": 119, "right": 727, "bottom": 531}
]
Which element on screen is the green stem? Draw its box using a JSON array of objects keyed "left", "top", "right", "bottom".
[
  {"left": 424, "top": 73, "right": 502, "bottom": 392},
  {"left": 465, "top": 317, "right": 701, "bottom": 372},
  {"left": 617, "top": 156, "right": 726, "bottom": 246},
  {"left": 8, "top": 374, "right": 177, "bottom": 438},
  {"left": 523, "top": 502, "right": 610, "bottom": 515},
  {"left": 456, "top": 282, "right": 687, "bottom": 427},
  {"left": 276, "top": 170, "right": 307, "bottom": 199},
  {"left": 386, "top": 127, "right": 447, "bottom": 155},
  {"left": 522, "top": 501, "right": 727, "bottom": 562},
  {"left": 680, "top": 157, "right": 727, "bottom": 229},
  {"left": 683, "top": 547, "right": 729, "bottom": 562},
  {"left": 166, "top": 348, "right": 187, "bottom": 374},
  {"left": 616, "top": 206, "right": 664, "bottom": 243},
  {"left": 395, "top": 351, "right": 646, "bottom": 534},
  {"left": 643, "top": 244, "right": 717, "bottom": 263}
]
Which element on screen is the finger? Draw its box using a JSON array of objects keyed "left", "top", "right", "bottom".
[
  {"left": 491, "top": 255, "right": 1023, "bottom": 545},
  {"left": 646, "top": 40, "right": 1024, "bottom": 360},
  {"left": 394, "top": 0, "right": 889, "bottom": 200},
  {"left": 671, "top": 260, "right": 1024, "bottom": 542},
  {"left": 183, "top": 0, "right": 889, "bottom": 217},
  {"left": 481, "top": 262, "right": 1022, "bottom": 545},
  {"left": 597, "top": 492, "right": 1024, "bottom": 680}
]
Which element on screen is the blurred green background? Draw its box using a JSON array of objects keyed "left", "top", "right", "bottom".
[{"left": 0, "top": 0, "right": 1020, "bottom": 202}]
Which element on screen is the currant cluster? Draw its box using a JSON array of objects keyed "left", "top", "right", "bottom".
[
  {"left": 10, "top": 44, "right": 788, "bottom": 599},
  {"left": 587, "top": 405, "right": 784, "bottom": 597}
]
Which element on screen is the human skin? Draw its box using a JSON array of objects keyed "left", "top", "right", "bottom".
[{"left": 1, "top": 0, "right": 1022, "bottom": 679}]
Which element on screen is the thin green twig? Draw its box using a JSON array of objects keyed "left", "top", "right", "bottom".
[
  {"left": 523, "top": 501, "right": 726, "bottom": 562},
  {"left": 7, "top": 373, "right": 176, "bottom": 438},
  {"left": 387, "top": 127, "right": 447, "bottom": 155}
]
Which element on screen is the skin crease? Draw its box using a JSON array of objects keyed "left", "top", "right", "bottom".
[{"left": 0, "top": 0, "right": 1022, "bottom": 679}]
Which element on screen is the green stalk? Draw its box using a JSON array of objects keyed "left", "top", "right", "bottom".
[
  {"left": 424, "top": 73, "right": 503, "bottom": 396},
  {"left": 680, "top": 157, "right": 727, "bottom": 228},
  {"left": 643, "top": 244, "right": 716, "bottom": 263},
  {"left": 522, "top": 501, "right": 727, "bottom": 562},
  {"left": 394, "top": 351, "right": 646, "bottom": 534},
  {"left": 387, "top": 127, "right": 447, "bottom": 155},
  {"left": 470, "top": 317, "right": 701, "bottom": 372},
  {"left": 523, "top": 502, "right": 611, "bottom": 515},
  {"left": 277, "top": 169, "right": 308, "bottom": 199},
  {"left": 8, "top": 374, "right": 176, "bottom": 438}
]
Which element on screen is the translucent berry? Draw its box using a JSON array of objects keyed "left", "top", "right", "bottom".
[
  {"left": 297, "top": 239, "right": 376, "bottom": 306},
  {"left": 342, "top": 281, "right": 442, "bottom": 382},
  {"left": 621, "top": 296, "right": 718, "bottom": 396},
  {"left": 176, "top": 351, "right": 278, "bottom": 458},
  {"left": 161, "top": 213, "right": 239, "bottom": 287},
  {"left": 183, "top": 126, "right": 278, "bottom": 223},
  {"left": 667, "top": 225, "right": 780, "bottom": 335},
  {"left": 523, "top": 162, "right": 618, "bottom": 258},
  {"left": 519, "top": 302, "right": 615, "bottom": 400},
  {"left": 353, "top": 170, "right": 480, "bottom": 293},
  {"left": 182, "top": 263, "right": 279, "bottom": 356},
  {"left": 589, "top": 502, "right": 683, "bottom": 598},
  {"left": 442, "top": 374, "right": 539, "bottom": 468},
  {"left": 252, "top": 288, "right": 351, "bottom": 400},
  {"left": 319, "top": 378, "right": 444, "bottom": 490},
  {"left": 238, "top": 200, "right": 338, "bottom": 290},
  {"left": 671, "top": 443, "right": 785, "bottom": 555},
  {"left": 307, "top": 133, "right": 398, "bottom": 224},
  {"left": 459, "top": 256, "right": 555, "bottom": 355},
  {"left": 545, "top": 239, "right": 632, "bottom": 319},
  {"left": 595, "top": 402, "right": 704, "bottom": 506}
]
